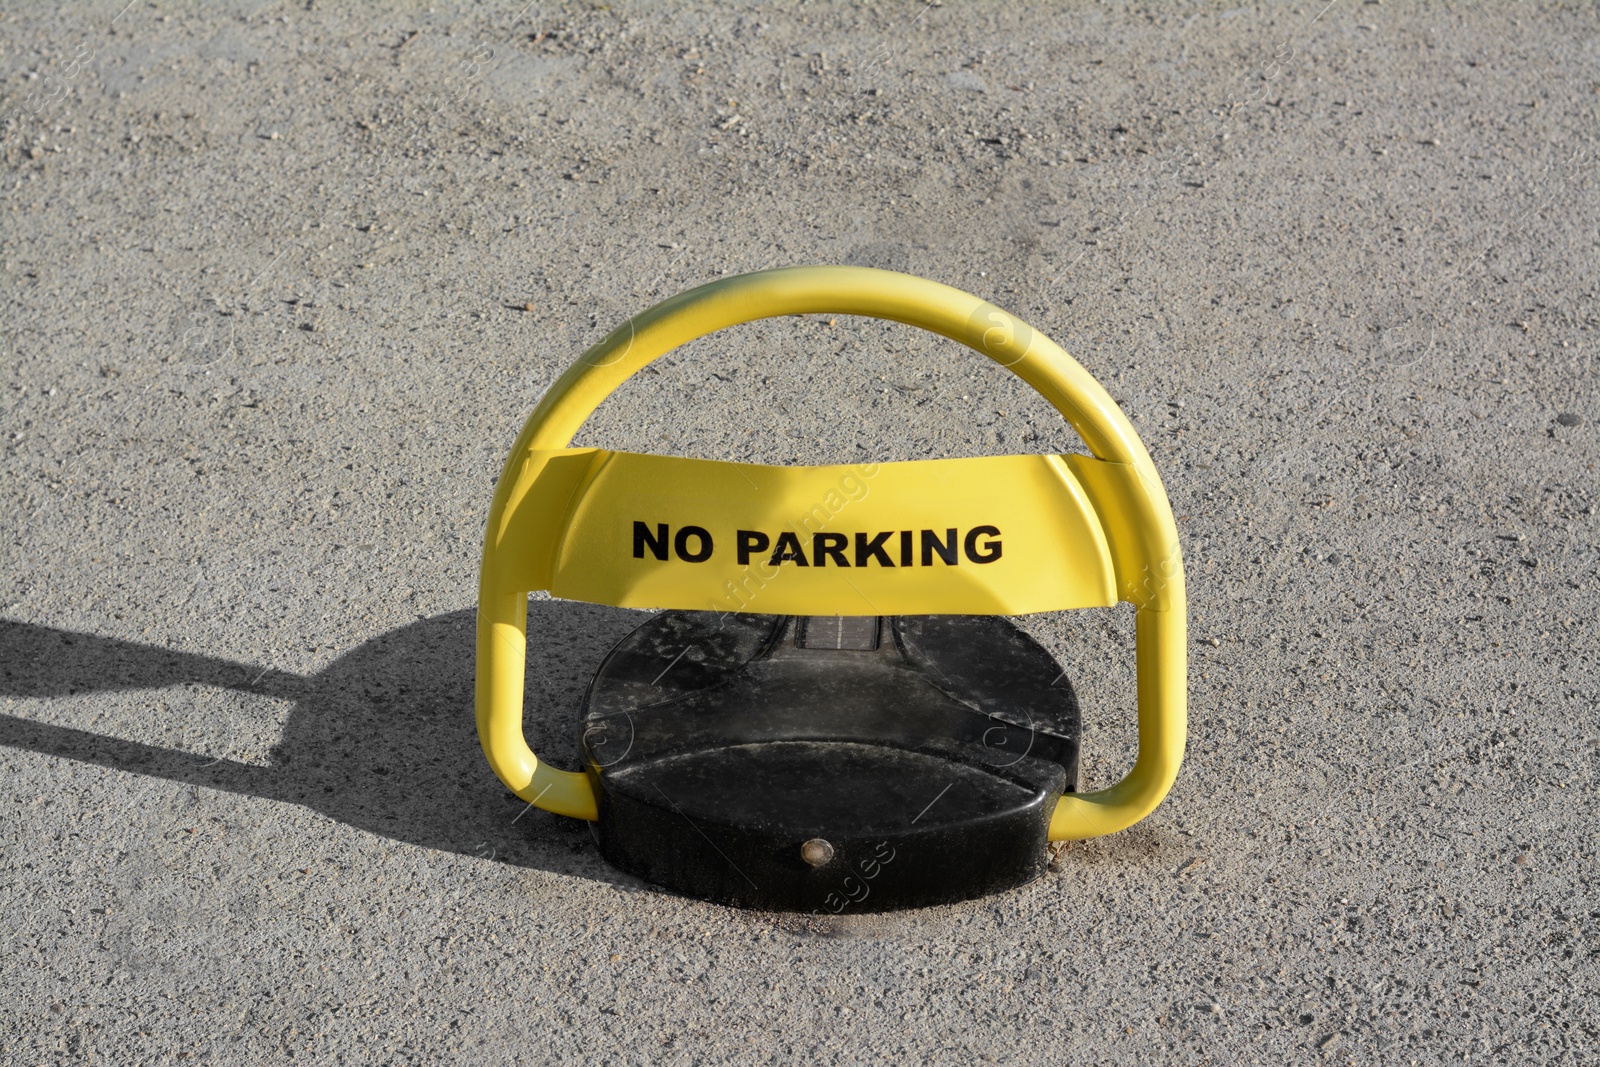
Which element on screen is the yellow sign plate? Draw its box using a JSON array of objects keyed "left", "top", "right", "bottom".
[{"left": 488, "top": 449, "right": 1118, "bottom": 616}]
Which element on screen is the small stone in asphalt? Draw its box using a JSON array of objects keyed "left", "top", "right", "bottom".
[{"left": 1555, "top": 412, "right": 1582, "bottom": 427}]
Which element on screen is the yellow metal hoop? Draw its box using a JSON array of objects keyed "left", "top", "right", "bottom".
[{"left": 477, "top": 266, "right": 1186, "bottom": 842}]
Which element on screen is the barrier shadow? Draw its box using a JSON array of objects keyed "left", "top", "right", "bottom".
[{"left": 0, "top": 602, "right": 655, "bottom": 887}]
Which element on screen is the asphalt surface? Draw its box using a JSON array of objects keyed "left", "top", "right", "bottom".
[{"left": 2, "top": 2, "right": 1597, "bottom": 1063}]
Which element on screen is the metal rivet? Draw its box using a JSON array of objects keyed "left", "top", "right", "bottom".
[{"left": 800, "top": 838, "right": 834, "bottom": 867}]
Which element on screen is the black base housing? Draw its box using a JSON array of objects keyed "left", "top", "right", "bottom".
[{"left": 575, "top": 612, "right": 1080, "bottom": 912}]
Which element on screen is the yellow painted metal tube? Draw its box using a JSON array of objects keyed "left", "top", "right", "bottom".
[
  {"left": 476, "top": 586, "right": 597, "bottom": 820},
  {"left": 499, "top": 266, "right": 1166, "bottom": 485},
  {"left": 477, "top": 266, "right": 1186, "bottom": 838},
  {"left": 1048, "top": 606, "right": 1186, "bottom": 840}
]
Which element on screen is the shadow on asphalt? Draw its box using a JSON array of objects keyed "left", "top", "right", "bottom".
[{"left": 0, "top": 603, "right": 657, "bottom": 889}]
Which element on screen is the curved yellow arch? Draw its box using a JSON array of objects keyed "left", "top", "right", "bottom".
[{"left": 476, "top": 266, "right": 1185, "bottom": 840}]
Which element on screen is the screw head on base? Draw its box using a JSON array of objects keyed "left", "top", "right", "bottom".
[{"left": 800, "top": 838, "right": 835, "bottom": 867}]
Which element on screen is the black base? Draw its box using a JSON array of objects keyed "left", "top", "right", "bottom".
[{"left": 573, "top": 612, "right": 1081, "bottom": 912}]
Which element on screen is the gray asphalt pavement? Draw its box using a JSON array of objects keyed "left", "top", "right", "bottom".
[{"left": 2, "top": 2, "right": 1597, "bottom": 1063}]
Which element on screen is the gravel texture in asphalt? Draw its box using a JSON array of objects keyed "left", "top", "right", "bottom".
[{"left": 2, "top": 2, "right": 1597, "bottom": 1063}]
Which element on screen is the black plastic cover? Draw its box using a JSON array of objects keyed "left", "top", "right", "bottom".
[{"left": 572, "top": 612, "right": 1081, "bottom": 912}]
